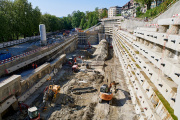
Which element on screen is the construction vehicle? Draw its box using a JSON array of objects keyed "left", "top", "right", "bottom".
[
  {"left": 48, "top": 85, "right": 60, "bottom": 100},
  {"left": 68, "top": 58, "right": 73, "bottom": 65},
  {"left": 72, "top": 65, "right": 79, "bottom": 72},
  {"left": 63, "top": 32, "right": 66, "bottom": 36},
  {"left": 28, "top": 107, "right": 40, "bottom": 120},
  {"left": 44, "top": 85, "right": 60, "bottom": 102},
  {"left": 99, "top": 84, "right": 113, "bottom": 105},
  {"left": 68, "top": 55, "right": 82, "bottom": 66},
  {"left": 18, "top": 103, "right": 40, "bottom": 120},
  {"left": 43, "top": 85, "right": 60, "bottom": 111},
  {"left": 67, "top": 57, "right": 78, "bottom": 66},
  {"left": 109, "top": 44, "right": 113, "bottom": 49},
  {"left": 63, "top": 30, "right": 70, "bottom": 36},
  {"left": 72, "top": 55, "right": 77, "bottom": 59}
]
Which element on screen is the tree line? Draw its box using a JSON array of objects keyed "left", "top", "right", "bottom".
[{"left": 0, "top": 0, "right": 108, "bottom": 42}]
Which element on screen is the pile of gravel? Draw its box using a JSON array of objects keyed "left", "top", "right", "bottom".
[{"left": 93, "top": 39, "right": 108, "bottom": 61}]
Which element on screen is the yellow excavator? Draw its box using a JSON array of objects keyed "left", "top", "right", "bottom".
[{"left": 43, "top": 85, "right": 60, "bottom": 110}]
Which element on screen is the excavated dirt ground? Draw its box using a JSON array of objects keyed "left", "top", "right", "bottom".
[
  {"left": 48, "top": 48, "right": 138, "bottom": 120},
  {"left": 4, "top": 47, "right": 138, "bottom": 120}
]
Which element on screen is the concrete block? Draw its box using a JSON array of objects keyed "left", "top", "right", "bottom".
[
  {"left": 158, "top": 18, "right": 180, "bottom": 25},
  {"left": 0, "top": 75, "right": 21, "bottom": 102},
  {"left": 0, "top": 96, "right": 17, "bottom": 113},
  {"left": 18, "top": 74, "right": 49, "bottom": 102}
]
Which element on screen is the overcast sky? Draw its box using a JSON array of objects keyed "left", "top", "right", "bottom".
[{"left": 28, "top": 0, "right": 129, "bottom": 17}]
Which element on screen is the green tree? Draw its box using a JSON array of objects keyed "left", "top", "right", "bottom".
[
  {"left": 87, "top": 13, "right": 93, "bottom": 28},
  {"left": 71, "top": 10, "right": 85, "bottom": 28},
  {"left": 92, "top": 15, "right": 98, "bottom": 26},
  {"left": 41, "top": 14, "right": 51, "bottom": 31},
  {"left": 14, "top": 0, "right": 31, "bottom": 38},
  {"left": 80, "top": 16, "right": 86, "bottom": 29},
  {"left": 0, "top": 0, "right": 14, "bottom": 41},
  {"left": 62, "top": 16, "right": 72, "bottom": 30},
  {"left": 136, "top": 6, "right": 142, "bottom": 17},
  {"left": 83, "top": 22, "right": 87, "bottom": 29},
  {"left": 32, "top": 7, "right": 41, "bottom": 35},
  {"left": 100, "top": 9, "right": 108, "bottom": 19}
]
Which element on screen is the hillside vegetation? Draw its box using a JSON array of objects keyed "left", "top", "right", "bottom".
[{"left": 137, "top": 0, "right": 177, "bottom": 18}]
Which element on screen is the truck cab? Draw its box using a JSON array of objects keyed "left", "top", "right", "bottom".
[{"left": 28, "top": 107, "right": 40, "bottom": 120}]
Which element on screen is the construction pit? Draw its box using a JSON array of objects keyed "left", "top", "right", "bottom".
[{"left": 4, "top": 40, "right": 138, "bottom": 120}]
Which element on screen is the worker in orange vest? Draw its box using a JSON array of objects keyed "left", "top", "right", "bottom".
[
  {"left": 35, "top": 63, "right": 38, "bottom": 68},
  {"left": 32, "top": 63, "right": 35, "bottom": 69}
]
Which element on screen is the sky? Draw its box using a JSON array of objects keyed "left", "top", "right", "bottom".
[{"left": 28, "top": 0, "right": 129, "bottom": 17}]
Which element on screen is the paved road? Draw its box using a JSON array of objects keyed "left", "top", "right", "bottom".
[
  {"left": 0, "top": 36, "right": 66, "bottom": 82},
  {"left": 0, "top": 35, "right": 64, "bottom": 56}
]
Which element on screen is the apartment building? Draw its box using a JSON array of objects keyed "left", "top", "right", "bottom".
[
  {"left": 121, "top": 0, "right": 137, "bottom": 17},
  {"left": 151, "top": 0, "right": 163, "bottom": 9},
  {"left": 108, "top": 6, "right": 122, "bottom": 18},
  {"left": 121, "top": 0, "right": 147, "bottom": 17}
]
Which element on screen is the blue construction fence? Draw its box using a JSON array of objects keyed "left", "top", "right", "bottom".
[{"left": 0, "top": 53, "right": 11, "bottom": 61}]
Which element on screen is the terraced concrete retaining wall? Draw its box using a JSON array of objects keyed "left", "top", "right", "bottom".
[
  {"left": 113, "top": 28, "right": 178, "bottom": 119},
  {"left": 0, "top": 54, "right": 67, "bottom": 118}
]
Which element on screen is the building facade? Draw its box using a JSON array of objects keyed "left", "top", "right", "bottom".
[
  {"left": 108, "top": 6, "right": 122, "bottom": 18},
  {"left": 121, "top": 0, "right": 147, "bottom": 17},
  {"left": 151, "top": 0, "right": 163, "bottom": 9}
]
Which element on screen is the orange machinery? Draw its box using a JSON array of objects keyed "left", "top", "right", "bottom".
[{"left": 99, "top": 84, "right": 113, "bottom": 105}]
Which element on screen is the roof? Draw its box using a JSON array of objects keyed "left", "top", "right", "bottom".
[
  {"left": 28, "top": 107, "right": 38, "bottom": 112},
  {"left": 122, "top": 0, "right": 136, "bottom": 10},
  {"left": 72, "top": 65, "right": 78, "bottom": 68},
  {"left": 124, "top": 2, "right": 130, "bottom": 7},
  {"left": 109, "top": 6, "right": 122, "bottom": 9},
  {"left": 130, "top": 0, "right": 134, "bottom": 4}
]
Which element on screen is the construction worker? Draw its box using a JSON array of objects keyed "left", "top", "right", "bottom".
[
  {"left": 35, "top": 63, "right": 38, "bottom": 69},
  {"left": 32, "top": 63, "right": 35, "bottom": 69},
  {"left": 74, "top": 57, "right": 77, "bottom": 63}
]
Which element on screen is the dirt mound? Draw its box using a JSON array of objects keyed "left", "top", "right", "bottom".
[
  {"left": 93, "top": 39, "right": 108, "bottom": 61},
  {"left": 49, "top": 102, "right": 97, "bottom": 120}
]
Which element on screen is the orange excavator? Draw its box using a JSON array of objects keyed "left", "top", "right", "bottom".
[{"left": 99, "top": 82, "right": 116, "bottom": 105}]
